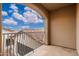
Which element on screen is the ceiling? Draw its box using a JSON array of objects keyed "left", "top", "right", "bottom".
[{"left": 41, "top": 3, "right": 74, "bottom": 11}]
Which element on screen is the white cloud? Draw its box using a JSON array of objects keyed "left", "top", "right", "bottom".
[
  {"left": 10, "top": 4, "right": 18, "bottom": 10},
  {"left": 10, "top": 4, "right": 19, "bottom": 13},
  {"left": 13, "top": 10, "right": 43, "bottom": 24},
  {"left": 24, "top": 7, "right": 32, "bottom": 11},
  {"left": 36, "top": 18, "right": 44, "bottom": 23},
  {"left": 2, "top": 11, "right": 8, "bottom": 16},
  {"left": 25, "top": 7, "right": 42, "bottom": 18},
  {"left": 3, "top": 18, "right": 17, "bottom": 25},
  {"left": 23, "top": 11, "right": 44, "bottom": 23},
  {"left": 23, "top": 11, "right": 38, "bottom": 23},
  {"left": 13, "top": 12, "right": 27, "bottom": 22},
  {"left": 13, "top": 12, "right": 23, "bottom": 20},
  {"left": 32, "top": 10, "right": 42, "bottom": 18},
  {"left": 21, "top": 26, "right": 30, "bottom": 30},
  {"left": 24, "top": 7, "right": 39, "bottom": 17},
  {"left": 24, "top": 7, "right": 40, "bottom": 17},
  {"left": 14, "top": 9, "right": 18, "bottom": 12}
]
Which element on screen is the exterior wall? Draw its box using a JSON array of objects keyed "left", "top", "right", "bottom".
[
  {"left": 76, "top": 4, "right": 79, "bottom": 54},
  {"left": 50, "top": 5, "right": 76, "bottom": 49}
]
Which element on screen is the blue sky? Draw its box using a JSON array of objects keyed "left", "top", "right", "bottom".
[{"left": 2, "top": 3, "right": 44, "bottom": 31}]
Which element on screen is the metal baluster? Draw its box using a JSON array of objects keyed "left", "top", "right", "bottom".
[
  {"left": 3, "top": 34, "right": 5, "bottom": 56},
  {"left": 17, "top": 33, "right": 18, "bottom": 56},
  {"left": 17, "top": 32, "right": 21, "bottom": 56},
  {"left": 11, "top": 34, "right": 13, "bottom": 56},
  {"left": 15, "top": 33, "right": 17, "bottom": 56},
  {"left": 21, "top": 32, "right": 23, "bottom": 56},
  {"left": 9, "top": 34, "right": 12, "bottom": 56},
  {"left": 12, "top": 34, "right": 14, "bottom": 56},
  {"left": 7, "top": 34, "right": 9, "bottom": 56},
  {"left": 22, "top": 33, "right": 25, "bottom": 54}
]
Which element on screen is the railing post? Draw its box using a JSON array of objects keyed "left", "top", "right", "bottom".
[{"left": 0, "top": 3, "right": 2, "bottom": 56}]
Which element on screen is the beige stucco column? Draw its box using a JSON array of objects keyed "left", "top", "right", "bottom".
[{"left": 76, "top": 4, "right": 79, "bottom": 55}]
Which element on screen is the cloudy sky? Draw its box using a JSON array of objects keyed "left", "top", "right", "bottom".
[{"left": 2, "top": 3, "right": 44, "bottom": 31}]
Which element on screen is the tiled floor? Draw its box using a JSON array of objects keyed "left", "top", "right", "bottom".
[{"left": 26, "top": 45, "right": 78, "bottom": 56}]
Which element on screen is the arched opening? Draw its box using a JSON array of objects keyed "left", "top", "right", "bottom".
[{"left": 1, "top": 3, "right": 48, "bottom": 56}]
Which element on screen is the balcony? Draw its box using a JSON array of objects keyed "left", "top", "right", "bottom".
[{"left": 1, "top": 31, "right": 44, "bottom": 56}]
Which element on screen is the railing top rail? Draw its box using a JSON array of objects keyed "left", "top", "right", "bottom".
[
  {"left": 2, "top": 31, "right": 45, "bottom": 44},
  {"left": 2, "top": 33, "right": 17, "bottom": 35}
]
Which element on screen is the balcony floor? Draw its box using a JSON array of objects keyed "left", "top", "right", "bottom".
[{"left": 26, "top": 45, "right": 78, "bottom": 56}]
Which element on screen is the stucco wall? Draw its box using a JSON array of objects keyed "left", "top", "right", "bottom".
[
  {"left": 76, "top": 4, "right": 79, "bottom": 54},
  {"left": 50, "top": 5, "right": 76, "bottom": 49}
]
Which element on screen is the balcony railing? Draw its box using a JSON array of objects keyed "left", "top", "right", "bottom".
[{"left": 1, "top": 31, "right": 44, "bottom": 56}]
